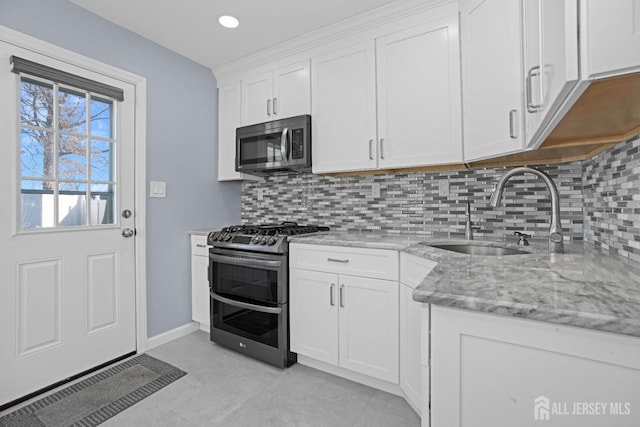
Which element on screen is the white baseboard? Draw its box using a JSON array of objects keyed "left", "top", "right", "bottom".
[{"left": 146, "top": 322, "right": 200, "bottom": 350}]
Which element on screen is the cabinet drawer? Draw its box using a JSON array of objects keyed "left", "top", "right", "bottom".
[
  {"left": 400, "top": 253, "right": 437, "bottom": 289},
  {"left": 191, "top": 234, "right": 210, "bottom": 256},
  {"left": 290, "top": 243, "right": 398, "bottom": 281}
]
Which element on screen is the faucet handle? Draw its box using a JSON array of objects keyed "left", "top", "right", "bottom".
[{"left": 512, "top": 231, "right": 531, "bottom": 246}]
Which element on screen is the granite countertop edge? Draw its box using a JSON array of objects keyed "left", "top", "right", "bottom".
[{"left": 289, "top": 231, "right": 640, "bottom": 339}]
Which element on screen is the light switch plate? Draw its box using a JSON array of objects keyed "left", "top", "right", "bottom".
[
  {"left": 372, "top": 183, "right": 381, "bottom": 198},
  {"left": 150, "top": 181, "right": 166, "bottom": 198}
]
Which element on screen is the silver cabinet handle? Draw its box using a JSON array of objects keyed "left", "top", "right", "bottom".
[
  {"left": 327, "top": 257, "right": 349, "bottom": 263},
  {"left": 273, "top": 97, "right": 278, "bottom": 115},
  {"left": 368, "top": 139, "right": 374, "bottom": 160},
  {"left": 267, "top": 98, "right": 272, "bottom": 116},
  {"left": 526, "top": 65, "right": 542, "bottom": 113},
  {"left": 380, "top": 138, "right": 385, "bottom": 159},
  {"left": 196, "top": 244, "right": 208, "bottom": 248},
  {"left": 339, "top": 285, "right": 345, "bottom": 308},
  {"left": 281, "top": 127, "right": 289, "bottom": 160},
  {"left": 509, "top": 110, "right": 518, "bottom": 139},
  {"left": 330, "top": 283, "right": 335, "bottom": 306}
]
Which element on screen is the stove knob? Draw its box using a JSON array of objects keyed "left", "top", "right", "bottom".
[
  {"left": 260, "top": 236, "right": 269, "bottom": 245},
  {"left": 223, "top": 233, "right": 232, "bottom": 241},
  {"left": 267, "top": 237, "right": 277, "bottom": 246}
]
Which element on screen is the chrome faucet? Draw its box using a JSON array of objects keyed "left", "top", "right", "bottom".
[
  {"left": 489, "top": 167, "right": 564, "bottom": 253},
  {"left": 464, "top": 201, "right": 475, "bottom": 240}
]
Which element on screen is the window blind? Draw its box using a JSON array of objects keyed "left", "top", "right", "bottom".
[{"left": 10, "top": 56, "right": 125, "bottom": 101}]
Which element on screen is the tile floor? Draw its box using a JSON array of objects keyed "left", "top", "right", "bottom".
[{"left": 104, "top": 330, "right": 421, "bottom": 426}]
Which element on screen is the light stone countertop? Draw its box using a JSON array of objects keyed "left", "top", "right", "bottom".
[
  {"left": 289, "top": 231, "right": 640, "bottom": 338},
  {"left": 189, "top": 228, "right": 222, "bottom": 237}
]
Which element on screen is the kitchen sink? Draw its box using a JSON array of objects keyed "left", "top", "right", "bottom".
[{"left": 422, "top": 242, "right": 529, "bottom": 256}]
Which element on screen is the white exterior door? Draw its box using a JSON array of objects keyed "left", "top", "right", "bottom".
[{"left": 0, "top": 42, "right": 137, "bottom": 407}]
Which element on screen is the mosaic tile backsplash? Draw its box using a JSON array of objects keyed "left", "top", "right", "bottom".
[{"left": 241, "top": 136, "right": 640, "bottom": 261}]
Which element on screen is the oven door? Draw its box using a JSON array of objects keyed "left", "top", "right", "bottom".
[
  {"left": 210, "top": 248, "right": 287, "bottom": 304},
  {"left": 210, "top": 291, "right": 283, "bottom": 349}
]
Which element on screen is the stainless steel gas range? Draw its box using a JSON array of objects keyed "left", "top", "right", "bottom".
[{"left": 207, "top": 222, "right": 328, "bottom": 368}]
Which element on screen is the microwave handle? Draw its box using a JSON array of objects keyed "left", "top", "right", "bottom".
[{"left": 281, "top": 127, "right": 289, "bottom": 160}]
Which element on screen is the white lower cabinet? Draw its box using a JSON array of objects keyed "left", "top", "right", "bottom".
[
  {"left": 290, "top": 268, "right": 399, "bottom": 383},
  {"left": 400, "top": 253, "right": 437, "bottom": 419},
  {"left": 430, "top": 306, "right": 640, "bottom": 427},
  {"left": 290, "top": 244, "right": 399, "bottom": 384},
  {"left": 190, "top": 235, "right": 210, "bottom": 328}
]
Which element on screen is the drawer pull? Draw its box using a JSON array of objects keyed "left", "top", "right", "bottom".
[
  {"left": 196, "top": 244, "right": 208, "bottom": 248},
  {"left": 327, "top": 257, "right": 349, "bottom": 263}
]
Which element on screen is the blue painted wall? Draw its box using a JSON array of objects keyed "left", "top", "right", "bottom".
[{"left": 0, "top": 0, "right": 242, "bottom": 337}]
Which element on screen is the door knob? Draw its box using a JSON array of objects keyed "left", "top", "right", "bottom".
[
  {"left": 122, "top": 228, "right": 135, "bottom": 238},
  {"left": 122, "top": 209, "right": 132, "bottom": 218}
]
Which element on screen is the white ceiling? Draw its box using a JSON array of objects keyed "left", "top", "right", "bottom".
[{"left": 69, "top": 0, "right": 402, "bottom": 70}]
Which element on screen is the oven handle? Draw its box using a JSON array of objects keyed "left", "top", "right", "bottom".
[
  {"left": 211, "top": 253, "right": 283, "bottom": 270},
  {"left": 210, "top": 291, "right": 283, "bottom": 315}
]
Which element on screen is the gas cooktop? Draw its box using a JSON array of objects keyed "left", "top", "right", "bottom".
[{"left": 207, "top": 222, "right": 329, "bottom": 253}]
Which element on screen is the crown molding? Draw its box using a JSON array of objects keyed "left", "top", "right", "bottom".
[{"left": 212, "top": 0, "right": 456, "bottom": 82}]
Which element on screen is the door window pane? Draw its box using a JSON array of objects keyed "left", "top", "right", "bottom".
[
  {"left": 21, "top": 180, "right": 54, "bottom": 229},
  {"left": 58, "top": 182, "right": 87, "bottom": 227},
  {"left": 90, "top": 140, "right": 113, "bottom": 181},
  {"left": 90, "top": 183, "right": 114, "bottom": 225},
  {"left": 20, "top": 78, "right": 54, "bottom": 127},
  {"left": 20, "top": 130, "right": 55, "bottom": 178},
  {"left": 58, "top": 135, "right": 87, "bottom": 181},
  {"left": 58, "top": 87, "right": 86, "bottom": 134},
  {"left": 90, "top": 97, "right": 112, "bottom": 138}
]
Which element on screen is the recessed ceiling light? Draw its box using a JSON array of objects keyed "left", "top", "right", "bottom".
[{"left": 219, "top": 15, "right": 239, "bottom": 29}]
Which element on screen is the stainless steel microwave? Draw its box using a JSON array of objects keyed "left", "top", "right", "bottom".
[{"left": 235, "top": 115, "right": 311, "bottom": 175}]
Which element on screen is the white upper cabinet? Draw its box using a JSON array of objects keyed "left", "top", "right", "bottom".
[
  {"left": 313, "top": 11, "right": 463, "bottom": 174},
  {"left": 217, "top": 81, "right": 244, "bottom": 181},
  {"left": 241, "top": 60, "right": 310, "bottom": 126},
  {"left": 312, "top": 42, "right": 378, "bottom": 174},
  {"left": 524, "top": 0, "right": 579, "bottom": 148},
  {"left": 461, "top": 0, "right": 524, "bottom": 161},
  {"left": 376, "top": 16, "right": 463, "bottom": 169},
  {"left": 582, "top": 0, "right": 640, "bottom": 78}
]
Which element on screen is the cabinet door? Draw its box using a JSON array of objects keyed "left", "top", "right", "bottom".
[
  {"left": 191, "top": 254, "right": 210, "bottom": 327},
  {"left": 431, "top": 306, "right": 640, "bottom": 427},
  {"left": 312, "top": 41, "right": 378, "bottom": 173},
  {"left": 242, "top": 71, "right": 273, "bottom": 125},
  {"left": 583, "top": 0, "right": 640, "bottom": 78},
  {"left": 400, "top": 283, "right": 422, "bottom": 414},
  {"left": 273, "top": 61, "right": 310, "bottom": 119},
  {"left": 461, "top": 0, "right": 524, "bottom": 161},
  {"left": 218, "top": 81, "right": 243, "bottom": 181},
  {"left": 290, "top": 268, "right": 339, "bottom": 365},
  {"left": 524, "top": 0, "right": 579, "bottom": 148},
  {"left": 338, "top": 275, "right": 399, "bottom": 383},
  {"left": 377, "top": 16, "right": 463, "bottom": 168}
]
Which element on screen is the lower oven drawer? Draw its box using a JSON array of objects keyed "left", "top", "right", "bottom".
[
  {"left": 211, "top": 292, "right": 283, "bottom": 349},
  {"left": 289, "top": 243, "right": 399, "bottom": 281}
]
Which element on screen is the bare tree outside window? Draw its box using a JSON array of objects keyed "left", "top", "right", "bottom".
[{"left": 19, "top": 77, "right": 116, "bottom": 229}]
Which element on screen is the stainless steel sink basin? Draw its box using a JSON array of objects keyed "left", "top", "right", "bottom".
[{"left": 422, "top": 242, "right": 529, "bottom": 256}]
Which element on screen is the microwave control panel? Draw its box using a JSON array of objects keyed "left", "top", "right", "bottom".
[{"left": 291, "top": 128, "right": 304, "bottom": 159}]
